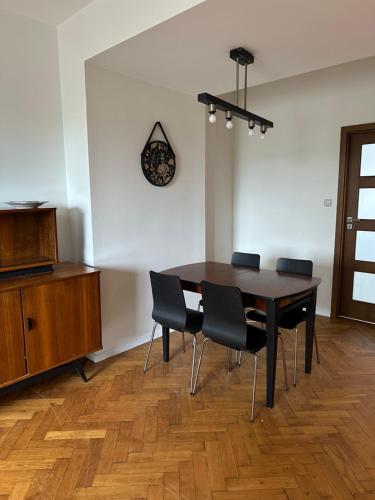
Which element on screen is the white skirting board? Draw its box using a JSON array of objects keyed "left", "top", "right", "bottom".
[{"left": 87, "top": 324, "right": 163, "bottom": 363}]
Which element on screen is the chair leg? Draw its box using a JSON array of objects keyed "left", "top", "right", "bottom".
[
  {"left": 182, "top": 332, "right": 186, "bottom": 353},
  {"left": 314, "top": 329, "right": 320, "bottom": 364},
  {"left": 226, "top": 348, "right": 233, "bottom": 372},
  {"left": 235, "top": 350, "right": 242, "bottom": 366},
  {"left": 144, "top": 323, "right": 157, "bottom": 372},
  {"left": 250, "top": 354, "right": 258, "bottom": 422},
  {"left": 293, "top": 327, "right": 298, "bottom": 386},
  {"left": 190, "top": 334, "right": 197, "bottom": 394},
  {"left": 278, "top": 335, "right": 289, "bottom": 391},
  {"left": 192, "top": 337, "right": 210, "bottom": 395}
]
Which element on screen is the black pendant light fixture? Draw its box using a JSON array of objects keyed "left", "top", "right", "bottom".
[{"left": 198, "top": 47, "right": 273, "bottom": 138}]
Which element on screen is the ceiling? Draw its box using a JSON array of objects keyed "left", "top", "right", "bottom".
[
  {"left": 90, "top": 0, "right": 375, "bottom": 95},
  {"left": 0, "top": 0, "right": 94, "bottom": 25}
]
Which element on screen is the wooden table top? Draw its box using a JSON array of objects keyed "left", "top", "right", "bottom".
[{"left": 162, "top": 261, "right": 321, "bottom": 301}]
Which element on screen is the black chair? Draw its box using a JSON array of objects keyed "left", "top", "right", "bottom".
[
  {"left": 197, "top": 252, "right": 261, "bottom": 367},
  {"left": 231, "top": 251, "right": 260, "bottom": 268},
  {"left": 247, "top": 258, "right": 320, "bottom": 386},
  {"left": 198, "top": 252, "right": 260, "bottom": 312},
  {"left": 192, "top": 281, "right": 288, "bottom": 421},
  {"left": 144, "top": 271, "right": 203, "bottom": 393}
]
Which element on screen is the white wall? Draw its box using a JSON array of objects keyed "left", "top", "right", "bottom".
[
  {"left": 85, "top": 63, "right": 205, "bottom": 358},
  {"left": 58, "top": 0, "right": 205, "bottom": 264},
  {"left": 205, "top": 111, "right": 234, "bottom": 262},
  {"left": 234, "top": 56, "right": 375, "bottom": 316},
  {"left": 0, "top": 9, "right": 70, "bottom": 258}
]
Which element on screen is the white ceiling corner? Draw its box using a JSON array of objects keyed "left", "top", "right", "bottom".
[
  {"left": 89, "top": 0, "right": 375, "bottom": 95},
  {"left": 0, "top": 0, "right": 95, "bottom": 25}
]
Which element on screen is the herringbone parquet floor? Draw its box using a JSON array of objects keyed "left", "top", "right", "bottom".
[{"left": 0, "top": 316, "right": 374, "bottom": 499}]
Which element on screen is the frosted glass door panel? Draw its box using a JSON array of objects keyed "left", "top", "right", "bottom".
[
  {"left": 355, "top": 231, "right": 375, "bottom": 262},
  {"left": 352, "top": 272, "right": 375, "bottom": 304},
  {"left": 360, "top": 144, "right": 375, "bottom": 176},
  {"left": 358, "top": 188, "right": 375, "bottom": 219}
]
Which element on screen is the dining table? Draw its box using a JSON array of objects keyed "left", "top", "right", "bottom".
[{"left": 161, "top": 261, "right": 321, "bottom": 408}]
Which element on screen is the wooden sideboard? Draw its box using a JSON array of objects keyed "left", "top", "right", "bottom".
[{"left": 0, "top": 263, "right": 102, "bottom": 389}]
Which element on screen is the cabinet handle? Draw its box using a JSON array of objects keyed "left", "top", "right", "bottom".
[{"left": 26, "top": 318, "right": 33, "bottom": 331}]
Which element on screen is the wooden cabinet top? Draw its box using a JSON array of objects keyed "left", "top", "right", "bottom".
[
  {"left": 0, "top": 207, "right": 56, "bottom": 214},
  {"left": 0, "top": 263, "right": 100, "bottom": 293}
]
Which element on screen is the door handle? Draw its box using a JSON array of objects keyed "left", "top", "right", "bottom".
[
  {"left": 347, "top": 216, "right": 361, "bottom": 223},
  {"left": 26, "top": 318, "right": 33, "bottom": 331},
  {"left": 346, "top": 216, "right": 360, "bottom": 229}
]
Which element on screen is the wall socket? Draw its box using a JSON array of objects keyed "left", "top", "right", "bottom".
[{"left": 324, "top": 198, "right": 332, "bottom": 207}]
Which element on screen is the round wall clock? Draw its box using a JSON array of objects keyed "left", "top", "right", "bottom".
[{"left": 141, "top": 122, "right": 176, "bottom": 187}]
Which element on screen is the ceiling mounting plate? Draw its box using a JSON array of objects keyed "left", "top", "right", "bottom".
[{"left": 229, "top": 47, "right": 254, "bottom": 66}]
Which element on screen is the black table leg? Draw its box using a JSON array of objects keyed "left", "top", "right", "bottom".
[
  {"left": 162, "top": 326, "right": 170, "bottom": 362},
  {"left": 266, "top": 300, "right": 279, "bottom": 408},
  {"left": 305, "top": 288, "right": 317, "bottom": 373}
]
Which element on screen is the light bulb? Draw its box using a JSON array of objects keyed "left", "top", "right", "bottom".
[
  {"left": 208, "top": 104, "right": 216, "bottom": 124},
  {"left": 260, "top": 132, "right": 265, "bottom": 140},
  {"left": 248, "top": 120, "right": 255, "bottom": 136},
  {"left": 225, "top": 111, "right": 233, "bottom": 130}
]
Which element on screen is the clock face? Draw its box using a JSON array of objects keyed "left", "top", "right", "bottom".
[{"left": 141, "top": 140, "right": 176, "bottom": 186}]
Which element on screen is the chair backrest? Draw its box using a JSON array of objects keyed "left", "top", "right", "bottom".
[
  {"left": 201, "top": 280, "right": 247, "bottom": 350},
  {"left": 231, "top": 252, "right": 260, "bottom": 269},
  {"left": 149, "top": 271, "right": 187, "bottom": 330},
  {"left": 276, "top": 258, "right": 313, "bottom": 277}
]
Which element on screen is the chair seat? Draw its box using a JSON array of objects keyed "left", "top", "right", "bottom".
[
  {"left": 185, "top": 309, "right": 204, "bottom": 333},
  {"left": 246, "top": 309, "right": 266, "bottom": 323},
  {"left": 247, "top": 307, "right": 306, "bottom": 330},
  {"left": 279, "top": 308, "right": 306, "bottom": 329},
  {"left": 245, "top": 324, "right": 267, "bottom": 354}
]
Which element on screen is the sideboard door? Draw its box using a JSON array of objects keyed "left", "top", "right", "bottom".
[
  {"left": 22, "top": 274, "right": 102, "bottom": 375},
  {"left": 0, "top": 290, "right": 27, "bottom": 385}
]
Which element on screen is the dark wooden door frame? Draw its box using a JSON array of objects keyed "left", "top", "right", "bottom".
[{"left": 331, "top": 122, "right": 375, "bottom": 318}]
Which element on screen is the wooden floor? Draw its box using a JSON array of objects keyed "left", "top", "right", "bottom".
[{"left": 0, "top": 316, "right": 374, "bottom": 499}]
